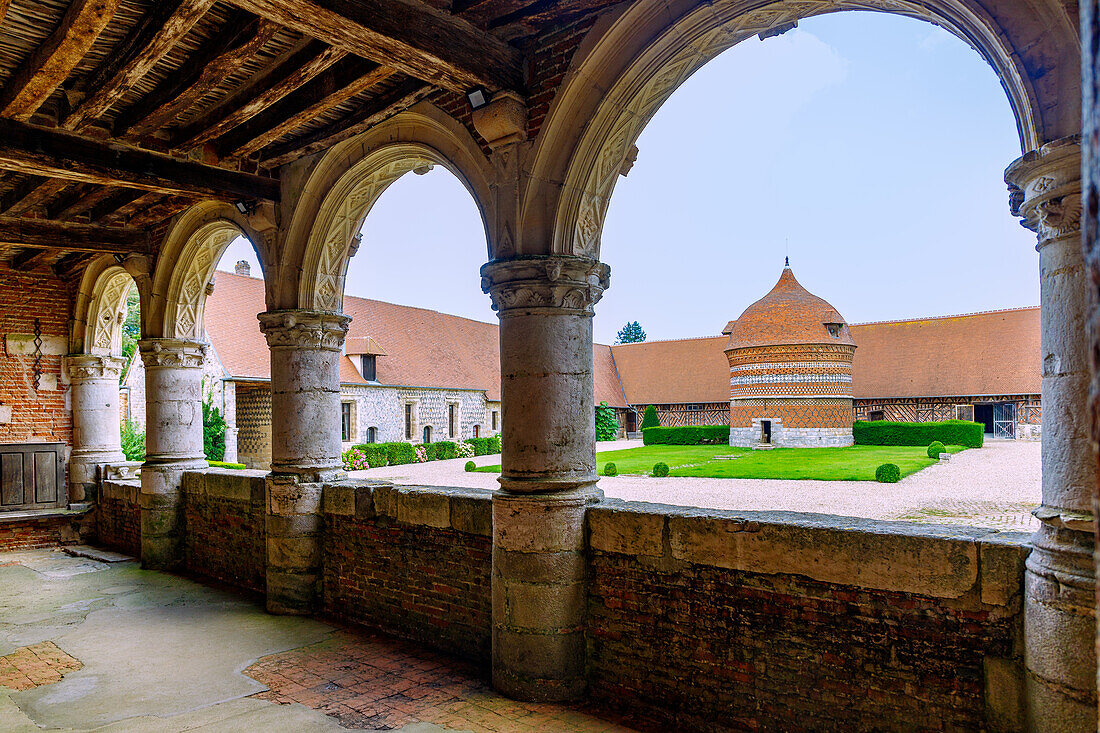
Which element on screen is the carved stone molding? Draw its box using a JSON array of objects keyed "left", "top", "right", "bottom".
[
  {"left": 65, "top": 354, "right": 126, "bottom": 381},
  {"left": 1005, "top": 136, "right": 1081, "bottom": 246},
  {"left": 258, "top": 310, "right": 351, "bottom": 351},
  {"left": 471, "top": 91, "right": 526, "bottom": 150},
  {"left": 137, "top": 338, "right": 207, "bottom": 368},
  {"left": 480, "top": 256, "right": 611, "bottom": 315}
]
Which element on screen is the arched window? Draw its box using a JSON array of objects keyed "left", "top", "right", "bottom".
[
  {"left": 473, "top": 424, "right": 480, "bottom": 438},
  {"left": 423, "top": 425, "right": 432, "bottom": 443},
  {"left": 367, "top": 426, "right": 378, "bottom": 443}
]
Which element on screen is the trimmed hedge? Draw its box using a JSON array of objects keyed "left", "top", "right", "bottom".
[
  {"left": 643, "top": 425, "right": 730, "bottom": 446},
  {"left": 208, "top": 460, "right": 246, "bottom": 469},
  {"left": 875, "top": 463, "right": 901, "bottom": 483},
  {"left": 652, "top": 462, "right": 670, "bottom": 477},
  {"left": 854, "top": 420, "right": 983, "bottom": 449},
  {"left": 350, "top": 443, "right": 389, "bottom": 468},
  {"left": 603, "top": 462, "right": 618, "bottom": 477},
  {"left": 465, "top": 436, "right": 502, "bottom": 456},
  {"left": 927, "top": 441, "right": 946, "bottom": 458},
  {"left": 464, "top": 461, "right": 476, "bottom": 472},
  {"left": 424, "top": 441, "right": 457, "bottom": 461},
  {"left": 383, "top": 442, "right": 418, "bottom": 465}
]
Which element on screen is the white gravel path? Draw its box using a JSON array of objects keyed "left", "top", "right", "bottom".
[{"left": 350, "top": 438, "right": 1041, "bottom": 530}]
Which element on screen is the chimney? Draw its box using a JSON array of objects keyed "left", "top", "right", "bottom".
[{"left": 234, "top": 260, "right": 250, "bottom": 276}]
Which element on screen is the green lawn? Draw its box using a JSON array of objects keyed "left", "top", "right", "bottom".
[{"left": 474, "top": 444, "right": 967, "bottom": 481}]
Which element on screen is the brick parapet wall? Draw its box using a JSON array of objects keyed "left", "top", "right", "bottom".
[
  {"left": 181, "top": 469, "right": 267, "bottom": 593},
  {"left": 0, "top": 509, "right": 93, "bottom": 551},
  {"left": 323, "top": 481, "right": 493, "bottom": 662},
  {"left": 96, "top": 479, "right": 140, "bottom": 556},
  {"left": 586, "top": 501, "right": 1030, "bottom": 731}
]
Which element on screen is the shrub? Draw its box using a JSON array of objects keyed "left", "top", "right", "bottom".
[
  {"left": 465, "top": 437, "right": 491, "bottom": 456},
  {"left": 652, "top": 462, "right": 670, "bottom": 477},
  {"left": 343, "top": 446, "right": 369, "bottom": 471},
  {"left": 854, "top": 420, "right": 983, "bottom": 448},
  {"left": 202, "top": 399, "right": 226, "bottom": 462},
  {"left": 120, "top": 419, "right": 145, "bottom": 462},
  {"left": 414, "top": 445, "right": 428, "bottom": 463},
  {"left": 596, "top": 401, "right": 619, "bottom": 441},
  {"left": 208, "top": 460, "right": 246, "bottom": 469},
  {"left": 603, "top": 462, "right": 618, "bottom": 477},
  {"left": 641, "top": 405, "right": 660, "bottom": 430},
  {"left": 927, "top": 441, "right": 946, "bottom": 458},
  {"left": 383, "top": 442, "right": 417, "bottom": 466},
  {"left": 433, "top": 441, "right": 457, "bottom": 460},
  {"left": 456, "top": 441, "right": 475, "bottom": 458},
  {"left": 350, "top": 443, "right": 388, "bottom": 468},
  {"left": 875, "top": 463, "right": 902, "bottom": 483},
  {"left": 643, "top": 425, "right": 730, "bottom": 445},
  {"left": 487, "top": 434, "right": 502, "bottom": 454},
  {"left": 464, "top": 460, "right": 476, "bottom": 472}
]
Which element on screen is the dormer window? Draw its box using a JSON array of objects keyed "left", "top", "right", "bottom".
[
  {"left": 361, "top": 354, "right": 376, "bottom": 381},
  {"left": 825, "top": 323, "right": 843, "bottom": 338}
]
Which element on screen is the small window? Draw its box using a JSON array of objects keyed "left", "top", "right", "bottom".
[
  {"left": 825, "top": 323, "right": 843, "bottom": 338},
  {"left": 367, "top": 426, "right": 378, "bottom": 444},
  {"left": 492, "top": 411, "right": 498, "bottom": 431},
  {"left": 473, "top": 425, "right": 480, "bottom": 438},
  {"left": 361, "top": 354, "right": 376, "bottom": 381},
  {"left": 423, "top": 425, "right": 432, "bottom": 443},
  {"left": 448, "top": 404, "right": 457, "bottom": 437},
  {"left": 341, "top": 402, "right": 352, "bottom": 442},
  {"left": 405, "top": 403, "right": 413, "bottom": 440},
  {"left": 868, "top": 410, "right": 885, "bottom": 422}
]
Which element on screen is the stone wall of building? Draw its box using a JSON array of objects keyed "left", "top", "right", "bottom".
[
  {"left": 586, "top": 501, "right": 1029, "bottom": 731},
  {"left": 323, "top": 482, "right": 493, "bottom": 661},
  {"left": 236, "top": 384, "right": 273, "bottom": 470},
  {"left": 342, "top": 385, "right": 493, "bottom": 447},
  {"left": 96, "top": 479, "right": 140, "bottom": 556},
  {"left": 729, "top": 422, "right": 854, "bottom": 448},
  {"left": 0, "top": 270, "right": 72, "bottom": 448},
  {"left": 181, "top": 469, "right": 267, "bottom": 593}
]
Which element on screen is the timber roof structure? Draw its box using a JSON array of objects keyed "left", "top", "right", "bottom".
[{"left": 0, "top": 0, "right": 618, "bottom": 274}]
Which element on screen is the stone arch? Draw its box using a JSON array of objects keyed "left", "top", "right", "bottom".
[
  {"left": 148, "top": 201, "right": 263, "bottom": 340},
  {"left": 277, "top": 103, "right": 493, "bottom": 313},
  {"left": 528, "top": 0, "right": 1077, "bottom": 258},
  {"left": 72, "top": 255, "right": 142, "bottom": 356}
]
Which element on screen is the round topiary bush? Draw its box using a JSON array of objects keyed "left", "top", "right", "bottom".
[
  {"left": 875, "top": 463, "right": 901, "bottom": 483},
  {"left": 603, "top": 462, "right": 618, "bottom": 477},
  {"left": 464, "top": 460, "right": 476, "bottom": 472},
  {"left": 652, "top": 462, "right": 670, "bottom": 477},
  {"left": 927, "top": 441, "right": 946, "bottom": 458}
]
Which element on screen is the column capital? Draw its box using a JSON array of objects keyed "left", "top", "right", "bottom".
[
  {"left": 258, "top": 310, "right": 350, "bottom": 351},
  {"left": 64, "top": 353, "right": 126, "bottom": 381},
  {"left": 137, "top": 338, "right": 206, "bottom": 368},
  {"left": 1005, "top": 135, "right": 1081, "bottom": 246},
  {"left": 480, "top": 255, "right": 611, "bottom": 316}
]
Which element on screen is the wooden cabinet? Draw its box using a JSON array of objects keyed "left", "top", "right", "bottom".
[{"left": 0, "top": 442, "right": 66, "bottom": 511}]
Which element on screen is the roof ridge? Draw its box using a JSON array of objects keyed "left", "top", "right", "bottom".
[
  {"left": 611, "top": 334, "right": 728, "bottom": 346},
  {"left": 851, "top": 305, "right": 1039, "bottom": 326}
]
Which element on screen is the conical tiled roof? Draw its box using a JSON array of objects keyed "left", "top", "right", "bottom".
[{"left": 726, "top": 266, "right": 855, "bottom": 350}]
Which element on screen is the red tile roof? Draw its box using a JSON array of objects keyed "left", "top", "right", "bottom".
[
  {"left": 204, "top": 271, "right": 629, "bottom": 406},
  {"left": 727, "top": 267, "right": 855, "bottom": 349},
  {"left": 608, "top": 336, "right": 731, "bottom": 405}
]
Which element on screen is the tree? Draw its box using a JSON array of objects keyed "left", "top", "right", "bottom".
[
  {"left": 641, "top": 405, "right": 660, "bottom": 430},
  {"left": 202, "top": 380, "right": 227, "bottom": 462},
  {"left": 595, "top": 400, "right": 619, "bottom": 441},
  {"left": 119, "top": 284, "right": 140, "bottom": 384},
  {"left": 615, "top": 321, "right": 646, "bottom": 344}
]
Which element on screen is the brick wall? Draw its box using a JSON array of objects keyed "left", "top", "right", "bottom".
[
  {"left": 0, "top": 269, "right": 72, "bottom": 447},
  {"left": 96, "top": 480, "right": 140, "bottom": 556},
  {"left": 181, "top": 470, "right": 267, "bottom": 593},
  {"left": 323, "top": 482, "right": 493, "bottom": 662},
  {"left": 586, "top": 503, "right": 1029, "bottom": 731},
  {"left": 0, "top": 510, "right": 93, "bottom": 551}
]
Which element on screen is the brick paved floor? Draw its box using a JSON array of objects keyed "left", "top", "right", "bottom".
[
  {"left": 0, "top": 641, "right": 82, "bottom": 691},
  {"left": 246, "top": 628, "right": 646, "bottom": 732}
]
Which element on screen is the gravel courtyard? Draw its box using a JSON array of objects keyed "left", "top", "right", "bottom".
[{"left": 351, "top": 439, "right": 1041, "bottom": 530}]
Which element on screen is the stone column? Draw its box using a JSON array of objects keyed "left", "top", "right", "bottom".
[
  {"left": 258, "top": 310, "right": 350, "bottom": 615},
  {"left": 481, "top": 255, "right": 610, "bottom": 702},
  {"left": 1006, "top": 137, "right": 1096, "bottom": 729},
  {"left": 64, "top": 354, "right": 127, "bottom": 504},
  {"left": 137, "top": 338, "right": 207, "bottom": 570}
]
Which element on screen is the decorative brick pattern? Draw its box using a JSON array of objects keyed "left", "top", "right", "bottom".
[
  {"left": 730, "top": 403, "right": 852, "bottom": 428},
  {"left": 0, "top": 641, "right": 82, "bottom": 691},
  {"left": 236, "top": 385, "right": 273, "bottom": 469}
]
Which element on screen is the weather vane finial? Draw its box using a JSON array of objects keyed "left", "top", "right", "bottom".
[{"left": 784, "top": 255, "right": 789, "bottom": 268}]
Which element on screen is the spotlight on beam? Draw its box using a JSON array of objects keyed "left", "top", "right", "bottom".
[
  {"left": 233, "top": 200, "right": 250, "bottom": 215},
  {"left": 466, "top": 87, "right": 489, "bottom": 111}
]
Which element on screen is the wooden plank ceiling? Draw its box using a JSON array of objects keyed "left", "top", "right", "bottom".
[{"left": 0, "top": 0, "right": 617, "bottom": 275}]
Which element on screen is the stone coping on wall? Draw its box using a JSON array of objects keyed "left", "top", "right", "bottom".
[
  {"left": 323, "top": 480, "right": 492, "bottom": 538},
  {"left": 181, "top": 468, "right": 268, "bottom": 503},
  {"left": 588, "top": 499, "right": 1031, "bottom": 608},
  {"left": 99, "top": 479, "right": 139, "bottom": 503}
]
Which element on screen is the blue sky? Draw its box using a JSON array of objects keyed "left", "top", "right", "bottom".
[{"left": 220, "top": 11, "right": 1034, "bottom": 344}]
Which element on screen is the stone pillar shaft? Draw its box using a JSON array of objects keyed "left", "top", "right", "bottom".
[
  {"left": 65, "top": 354, "right": 126, "bottom": 503},
  {"left": 259, "top": 310, "right": 350, "bottom": 615},
  {"left": 1006, "top": 137, "right": 1096, "bottom": 730},
  {"left": 482, "top": 255, "right": 610, "bottom": 702},
  {"left": 137, "top": 338, "right": 207, "bottom": 570}
]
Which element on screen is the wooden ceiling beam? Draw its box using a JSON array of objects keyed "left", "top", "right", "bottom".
[
  {"left": 3, "top": 178, "right": 68, "bottom": 217},
  {"left": 0, "top": 216, "right": 147, "bottom": 253},
  {"left": 213, "top": 58, "right": 393, "bottom": 160},
  {"left": 88, "top": 189, "right": 147, "bottom": 222},
  {"left": 0, "top": 0, "right": 122, "bottom": 120},
  {"left": 0, "top": 118, "right": 280, "bottom": 201},
  {"left": 261, "top": 79, "right": 431, "bottom": 166},
  {"left": 47, "top": 183, "right": 109, "bottom": 220},
  {"left": 171, "top": 39, "right": 346, "bottom": 150},
  {"left": 224, "top": 0, "right": 523, "bottom": 93},
  {"left": 113, "top": 13, "right": 280, "bottom": 139},
  {"left": 10, "top": 248, "right": 54, "bottom": 272},
  {"left": 62, "top": 0, "right": 217, "bottom": 131}
]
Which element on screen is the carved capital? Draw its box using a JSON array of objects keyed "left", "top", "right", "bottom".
[
  {"left": 258, "top": 310, "right": 351, "bottom": 351},
  {"left": 64, "top": 354, "right": 127, "bottom": 381},
  {"left": 471, "top": 91, "right": 526, "bottom": 150},
  {"left": 137, "top": 338, "right": 207, "bottom": 368},
  {"left": 480, "top": 256, "right": 611, "bottom": 316},
  {"left": 1005, "top": 136, "right": 1081, "bottom": 246}
]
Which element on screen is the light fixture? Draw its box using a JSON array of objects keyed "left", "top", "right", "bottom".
[
  {"left": 466, "top": 87, "right": 488, "bottom": 110},
  {"left": 233, "top": 200, "right": 250, "bottom": 214}
]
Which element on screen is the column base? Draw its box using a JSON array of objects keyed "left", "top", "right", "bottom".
[
  {"left": 69, "top": 449, "right": 126, "bottom": 503},
  {"left": 140, "top": 458, "right": 205, "bottom": 570},
  {"left": 265, "top": 473, "right": 325, "bottom": 615}
]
